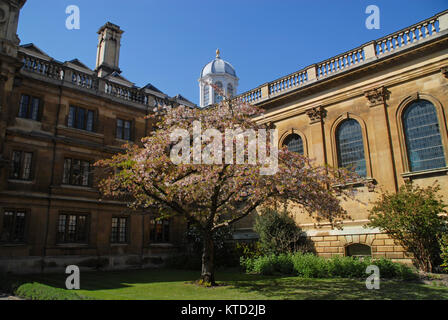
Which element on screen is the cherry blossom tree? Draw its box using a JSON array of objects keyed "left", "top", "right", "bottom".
[{"left": 95, "top": 97, "right": 359, "bottom": 285}]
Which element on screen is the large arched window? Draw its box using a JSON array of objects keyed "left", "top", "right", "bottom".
[
  {"left": 403, "top": 100, "right": 446, "bottom": 172},
  {"left": 283, "top": 134, "right": 304, "bottom": 154},
  {"left": 336, "top": 119, "right": 367, "bottom": 177},
  {"left": 203, "top": 85, "right": 209, "bottom": 106},
  {"left": 227, "top": 83, "right": 234, "bottom": 98},
  {"left": 214, "top": 81, "right": 223, "bottom": 103}
]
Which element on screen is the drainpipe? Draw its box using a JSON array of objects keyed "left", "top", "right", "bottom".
[{"left": 41, "top": 83, "right": 63, "bottom": 272}]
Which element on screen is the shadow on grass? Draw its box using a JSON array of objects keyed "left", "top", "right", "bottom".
[
  {"left": 224, "top": 276, "right": 448, "bottom": 300},
  {"left": 7, "top": 269, "right": 448, "bottom": 300},
  {"left": 10, "top": 269, "right": 203, "bottom": 291}
]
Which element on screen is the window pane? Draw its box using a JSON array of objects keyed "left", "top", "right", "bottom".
[
  {"left": 283, "top": 134, "right": 304, "bottom": 154},
  {"left": 30, "top": 98, "right": 40, "bottom": 121},
  {"left": 13, "top": 211, "right": 26, "bottom": 242},
  {"left": 203, "top": 85, "right": 209, "bottom": 106},
  {"left": 18, "top": 95, "right": 30, "bottom": 118},
  {"left": 336, "top": 119, "right": 367, "bottom": 177},
  {"left": 10, "top": 151, "right": 22, "bottom": 179},
  {"left": 76, "top": 215, "right": 87, "bottom": 242},
  {"left": 124, "top": 121, "right": 131, "bottom": 141},
  {"left": 111, "top": 217, "right": 118, "bottom": 243},
  {"left": 58, "top": 215, "right": 66, "bottom": 242},
  {"left": 403, "top": 100, "right": 446, "bottom": 172},
  {"left": 77, "top": 108, "right": 85, "bottom": 130},
  {"left": 86, "top": 110, "right": 94, "bottom": 132},
  {"left": 227, "top": 83, "right": 233, "bottom": 97},
  {"left": 119, "top": 218, "right": 127, "bottom": 243},
  {"left": 21, "top": 152, "right": 32, "bottom": 180},
  {"left": 81, "top": 161, "right": 90, "bottom": 186},
  {"left": 1, "top": 211, "right": 14, "bottom": 242},
  {"left": 116, "top": 119, "right": 123, "bottom": 139},
  {"left": 67, "top": 215, "right": 77, "bottom": 242},
  {"left": 72, "top": 159, "right": 81, "bottom": 185},
  {"left": 68, "top": 106, "right": 76, "bottom": 127},
  {"left": 214, "top": 82, "right": 223, "bottom": 103}
]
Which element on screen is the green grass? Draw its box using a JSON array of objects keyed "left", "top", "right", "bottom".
[{"left": 9, "top": 268, "right": 448, "bottom": 300}]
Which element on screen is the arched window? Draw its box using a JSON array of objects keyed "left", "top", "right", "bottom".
[
  {"left": 403, "top": 100, "right": 446, "bottom": 172},
  {"left": 336, "top": 119, "right": 367, "bottom": 177},
  {"left": 227, "top": 83, "right": 234, "bottom": 98},
  {"left": 346, "top": 243, "right": 371, "bottom": 258},
  {"left": 214, "top": 81, "right": 223, "bottom": 103},
  {"left": 283, "top": 134, "right": 304, "bottom": 154},
  {"left": 203, "top": 85, "right": 209, "bottom": 106}
]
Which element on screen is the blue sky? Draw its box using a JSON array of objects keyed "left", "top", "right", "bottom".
[{"left": 18, "top": 0, "right": 448, "bottom": 105}]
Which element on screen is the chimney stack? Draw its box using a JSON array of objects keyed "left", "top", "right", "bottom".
[{"left": 95, "top": 22, "right": 123, "bottom": 77}]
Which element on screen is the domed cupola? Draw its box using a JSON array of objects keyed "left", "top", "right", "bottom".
[{"left": 199, "top": 49, "right": 239, "bottom": 108}]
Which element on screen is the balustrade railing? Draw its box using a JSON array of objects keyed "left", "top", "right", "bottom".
[
  {"left": 317, "top": 47, "right": 364, "bottom": 78},
  {"left": 375, "top": 17, "right": 440, "bottom": 57},
  {"left": 104, "top": 81, "right": 151, "bottom": 105},
  {"left": 269, "top": 70, "right": 307, "bottom": 95},
  {"left": 235, "top": 10, "right": 448, "bottom": 105},
  {"left": 22, "top": 55, "right": 64, "bottom": 80},
  {"left": 237, "top": 87, "right": 262, "bottom": 104},
  {"left": 71, "top": 71, "right": 98, "bottom": 90}
]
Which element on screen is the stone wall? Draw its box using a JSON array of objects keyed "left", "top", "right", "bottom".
[{"left": 309, "top": 233, "right": 413, "bottom": 264}]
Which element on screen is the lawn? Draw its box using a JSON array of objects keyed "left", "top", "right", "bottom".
[{"left": 11, "top": 268, "right": 448, "bottom": 300}]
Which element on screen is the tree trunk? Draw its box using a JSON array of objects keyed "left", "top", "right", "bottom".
[{"left": 200, "top": 230, "right": 216, "bottom": 285}]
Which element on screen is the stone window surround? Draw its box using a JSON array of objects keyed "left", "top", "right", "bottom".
[{"left": 395, "top": 92, "right": 448, "bottom": 175}]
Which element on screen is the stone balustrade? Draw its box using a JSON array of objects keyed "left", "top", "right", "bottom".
[
  {"left": 235, "top": 10, "right": 448, "bottom": 105},
  {"left": 316, "top": 47, "right": 364, "bottom": 78},
  {"left": 375, "top": 17, "right": 440, "bottom": 56},
  {"left": 19, "top": 52, "right": 155, "bottom": 107},
  {"left": 22, "top": 55, "right": 64, "bottom": 81}
]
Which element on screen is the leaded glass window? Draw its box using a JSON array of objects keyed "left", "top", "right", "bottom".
[
  {"left": 1, "top": 209, "right": 26, "bottom": 243},
  {"left": 57, "top": 213, "right": 88, "bottom": 243},
  {"left": 111, "top": 217, "right": 128, "bottom": 243},
  {"left": 62, "top": 158, "right": 91, "bottom": 187},
  {"left": 403, "top": 100, "right": 446, "bottom": 172},
  {"left": 283, "top": 134, "right": 304, "bottom": 154},
  {"left": 10, "top": 151, "right": 33, "bottom": 180},
  {"left": 336, "top": 119, "right": 367, "bottom": 177},
  {"left": 68, "top": 105, "right": 94, "bottom": 132},
  {"left": 18, "top": 95, "right": 41, "bottom": 121}
]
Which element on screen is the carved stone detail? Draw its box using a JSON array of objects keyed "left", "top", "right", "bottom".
[
  {"left": 441, "top": 67, "right": 448, "bottom": 79},
  {"left": 364, "top": 86, "right": 390, "bottom": 106},
  {"left": 306, "top": 106, "right": 326, "bottom": 124}
]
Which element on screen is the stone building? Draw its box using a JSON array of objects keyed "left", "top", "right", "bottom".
[
  {"left": 238, "top": 9, "right": 448, "bottom": 263},
  {"left": 1, "top": 0, "right": 448, "bottom": 273},
  {"left": 0, "top": 0, "right": 195, "bottom": 273}
]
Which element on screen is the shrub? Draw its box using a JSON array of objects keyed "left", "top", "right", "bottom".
[
  {"left": 254, "top": 208, "right": 307, "bottom": 255},
  {"left": 241, "top": 252, "right": 416, "bottom": 279},
  {"left": 291, "top": 252, "right": 329, "bottom": 278},
  {"left": 368, "top": 183, "right": 447, "bottom": 272},
  {"left": 14, "top": 282, "right": 91, "bottom": 300}
]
